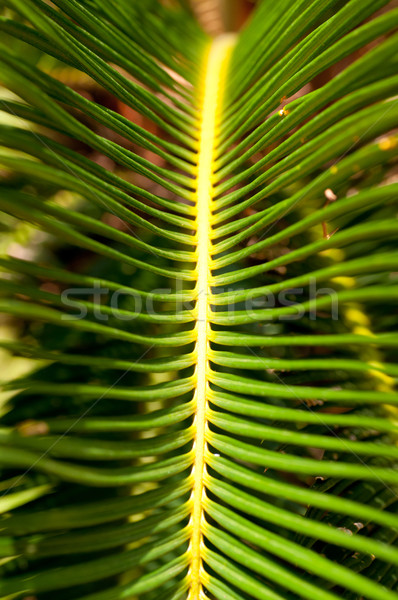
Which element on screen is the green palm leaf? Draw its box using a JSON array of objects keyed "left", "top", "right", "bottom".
[{"left": 0, "top": 1, "right": 397, "bottom": 599}]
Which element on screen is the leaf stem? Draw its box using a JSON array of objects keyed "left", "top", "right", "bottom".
[{"left": 187, "top": 34, "right": 235, "bottom": 599}]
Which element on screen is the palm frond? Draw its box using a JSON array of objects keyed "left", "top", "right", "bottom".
[{"left": 0, "top": 1, "right": 397, "bottom": 599}]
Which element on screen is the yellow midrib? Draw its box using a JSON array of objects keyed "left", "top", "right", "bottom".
[{"left": 187, "top": 35, "right": 235, "bottom": 600}]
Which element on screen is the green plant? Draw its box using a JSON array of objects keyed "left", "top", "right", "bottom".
[{"left": 0, "top": 0, "right": 398, "bottom": 598}]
